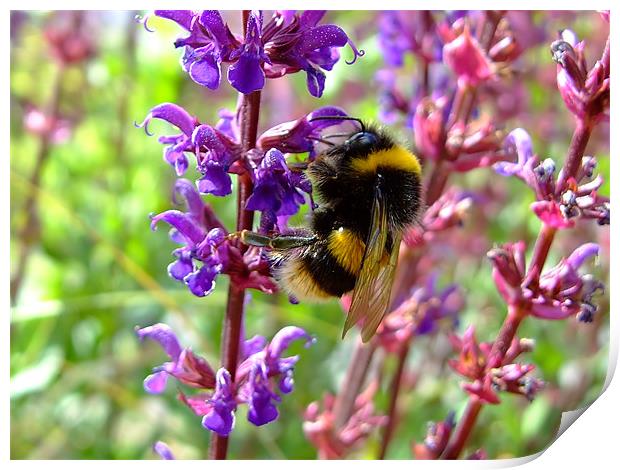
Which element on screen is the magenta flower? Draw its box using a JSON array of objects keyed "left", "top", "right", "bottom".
[
  {"left": 551, "top": 29, "right": 609, "bottom": 122},
  {"left": 448, "top": 326, "right": 543, "bottom": 404},
  {"left": 304, "top": 383, "right": 386, "bottom": 459},
  {"left": 152, "top": 10, "right": 363, "bottom": 97}
]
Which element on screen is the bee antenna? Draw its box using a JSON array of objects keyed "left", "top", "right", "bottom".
[{"left": 308, "top": 115, "right": 365, "bottom": 132}]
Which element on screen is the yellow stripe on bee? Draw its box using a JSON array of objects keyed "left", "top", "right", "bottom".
[
  {"left": 328, "top": 228, "right": 366, "bottom": 275},
  {"left": 278, "top": 257, "right": 332, "bottom": 300},
  {"left": 350, "top": 146, "right": 421, "bottom": 175}
]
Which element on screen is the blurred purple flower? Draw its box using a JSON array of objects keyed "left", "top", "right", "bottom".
[
  {"left": 152, "top": 10, "right": 363, "bottom": 97},
  {"left": 378, "top": 273, "right": 463, "bottom": 353},
  {"left": 413, "top": 413, "right": 455, "bottom": 459},
  {"left": 531, "top": 243, "right": 604, "bottom": 322},
  {"left": 153, "top": 441, "right": 175, "bottom": 460},
  {"left": 378, "top": 11, "right": 442, "bottom": 66}
]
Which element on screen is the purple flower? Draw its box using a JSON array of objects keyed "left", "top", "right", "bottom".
[
  {"left": 531, "top": 243, "right": 604, "bottom": 322},
  {"left": 262, "top": 11, "right": 364, "bottom": 97},
  {"left": 246, "top": 148, "right": 312, "bottom": 230},
  {"left": 257, "top": 106, "right": 348, "bottom": 155},
  {"left": 137, "top": 103, "right": 242, "bottom": 195},
  {"left": 377, "top": 273, "right": 463, "bottom": 353},
  {"left": 135, "top": 323, "right": 216, "bottom": 393},
  {"left": 135, "top": 102, "right": 197, "bottom": 176},
  {"left": 191, "top": 122, "right": 241, "bottom": 196},
  {"left": 153, "top": 10, "right": 363, "bottom": 97},
  {"left": 378, "top": 11, "right": 443, "bottom": 66},
  {"left": 202, "top": 369, "right": 237, "bottom": 436},
  {"left": 138, "top": 323, "right": 314, "bottom": 436},
  {"left": 153, "top": 441, "right": 175, "bottom": 460},
  {"left": 150, "top": 179, "right": 229, "bottom": 297}
]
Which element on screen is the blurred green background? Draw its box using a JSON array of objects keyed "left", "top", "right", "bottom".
[{"left": 10, "top": 11, "right": 609, "bottom": 459}]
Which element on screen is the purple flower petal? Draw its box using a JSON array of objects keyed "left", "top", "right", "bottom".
[
  {"left": 153, "top": 441, "right": 175, "bottom": 460},
  {"left": 197, "top": 164, "right": 233, "bottom": 196},
  {"left": 299, "top": 10, "right": 326, "bottom": 27},
  {"left": 144, "top": 103, "right": 195, "bottom": 137},
  {"left": 168, "top": 252, "right": 194, "bottom": 281},
  {"left": 143, "top": 371, "right": 169, "bottom": 394},
  {"left": 566, "top": 243, "right": 599, "bottom": 270},
  {"left": 185, "top": 264, "right": 220, "bottom": 297},
  {"left": 228, "top": 50, "right": 266, "bottom": 93},
  {"left": 267, "top": 326, "right": 313, "bottom": 361},
  {"left": 189, "top": 52, "right": 221, "bottom": 89},
  {"left": 172, "top": 179, "right": 205, "bottom": 220},
  {"left": 202, "top": 369, "right": 236, "bottom": 436},
  {"left": 199, "top": 10, "right": 230, "bottom": 46},
  {"left": 155, "top": 10, "right": 194, "bottom": 30},
  {"left": 247, "top": 363, "right": 280, "bottom": 426},
  {"left": 299, "top": 25, "right": 349, "bottom": 54},
  {"left": 150, "top": 210, "right": 206, "bottom": 245},
  {"left": 136, "top": 323, "right": 183, "bottom": 361},
  {"left": 305, "top": 66, "right": 326, "bottom": 97}
]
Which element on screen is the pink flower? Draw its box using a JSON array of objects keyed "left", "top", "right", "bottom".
[{"left": 443, "top": 26, "right": 494, "bottom": 89}]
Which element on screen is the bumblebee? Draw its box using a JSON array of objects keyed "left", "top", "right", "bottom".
[{"left": 242, "top": 117, "right": 423, "bottom": 342}]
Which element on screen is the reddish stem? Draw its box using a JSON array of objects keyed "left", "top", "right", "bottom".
[
  {"left": 378, "top": 343, "right": 411, "bottom": 459},
  {"left": 333, "top": 340, "right": 376, "bottom": 430},
  {"left": 10, "top": 64, "right": 65, "bottom": 303},
  {"left": 555, "top": 119, "right": 593, "bottom": 196},
  {"left": 209, "top": 11, "right": 261, "bottom": 460},
  {"left": 440, "top": 399, "right": 483, "bottom": 459}
]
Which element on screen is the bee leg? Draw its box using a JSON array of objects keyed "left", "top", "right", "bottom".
[{"left": 237, "top": 230, "right": 316, "bottom": 250}]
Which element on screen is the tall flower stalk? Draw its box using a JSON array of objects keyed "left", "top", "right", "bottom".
[
  {"left": 136, "top": 9, "right": 362, "bottom": 460},
  {"left": 440, "top": 31, "right": 609, "bottom": 458}
]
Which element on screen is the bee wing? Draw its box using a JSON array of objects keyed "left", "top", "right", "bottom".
[{"left": 342, "top": 185, "right": 400, "bottom": 342}]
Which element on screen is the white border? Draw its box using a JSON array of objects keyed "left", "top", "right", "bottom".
[{"left": 4, "top": 1, "right": 617, "bottom": 468}]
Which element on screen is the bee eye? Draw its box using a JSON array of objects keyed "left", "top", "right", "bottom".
[{"left": 346, "top": 132, "right": 377, "bottom": 148}]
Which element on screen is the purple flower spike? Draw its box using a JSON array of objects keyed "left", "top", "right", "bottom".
[
  {"left": 153, "top": 441, "right": 175, "bottom": 460},
  {"left": 202, "top": 368, "right": 237, "bottom": 436}
]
